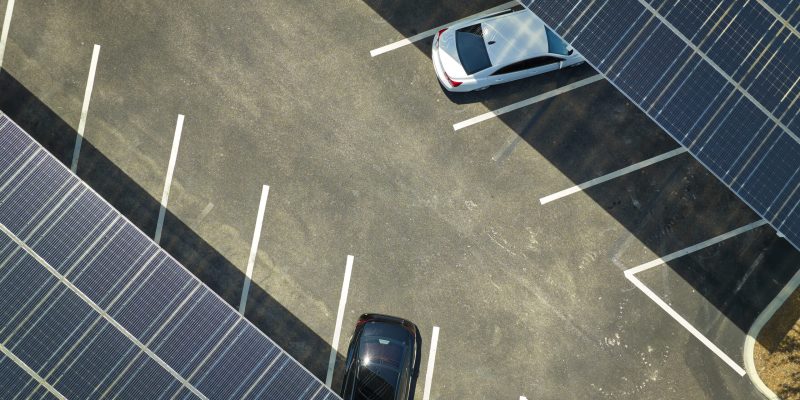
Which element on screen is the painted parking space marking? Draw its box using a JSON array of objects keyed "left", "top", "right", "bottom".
[
  {"left": 70, "top": 44, "right": 101, "bottom": 173},
  {"left": 0, "top": 0, "right": 14, "bottom": 69},
  {"left": 369, "top": 1, "right": 518, "bottom": 57},
  {"left": 453, "top": 74, "right": 604, "bottom": 131},
  {"left": 238, "top": 184, "right": 270, "bottom": 314},
  {"left": 326, "top": 255, "right": 355, "bottom": 387},
  {"left": 154, "top": 114, "right": 185, "bottom": 244},
  {"left": 624, "top": 220, "right": 767, "bottom": 376},
  {"left": 539, "top": 147, "right": 688, "bottom": 204},
  {"left": 422, "top": 326, "right": 440, "bottom": 400}
]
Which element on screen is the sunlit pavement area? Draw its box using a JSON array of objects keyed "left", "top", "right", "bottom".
[{"left": 1, "top": 0, "right": 799, "bottom": 398}]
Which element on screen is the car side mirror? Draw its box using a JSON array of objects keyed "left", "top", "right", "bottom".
[{"left": 568, "top": 48, "right": 574, "bottom": 55}]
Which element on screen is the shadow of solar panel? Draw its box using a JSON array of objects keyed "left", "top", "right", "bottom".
[
  {"left": 524, "top": 0, "right": 800, "bottom": 252},
  {"left": 0, "top": 113, "right": 340, "bottom": 399}
]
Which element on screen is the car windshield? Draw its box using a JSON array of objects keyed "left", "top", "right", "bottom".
[
  {"left": 545, "top": 27, "right": 570, "bottom": 55},
  {"left": 456, "top": 24, "right": 492, "bottom": 74},
  {"left": 355, "top": 333, "right": 411, "bottom": 400}
]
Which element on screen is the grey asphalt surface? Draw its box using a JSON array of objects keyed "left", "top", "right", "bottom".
[{"left": 1, "top": 0, "right": 799, "bottom": 399}]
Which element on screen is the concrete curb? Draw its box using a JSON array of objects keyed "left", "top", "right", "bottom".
[{"left": 743, "top": 266, "right": 800, "bottom": 400}]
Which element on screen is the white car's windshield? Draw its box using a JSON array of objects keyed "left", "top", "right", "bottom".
[{"left": 545, "top": 27, "right": 570, "bottom": 56}]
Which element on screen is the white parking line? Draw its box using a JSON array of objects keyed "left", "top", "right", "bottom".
[
  {"left": 238, "top": 184, "right": 270, "bottom": 314},
  {"left": 325, "top": 255, "right": 354, "bottom": 387},
  {"left": 539, "top": 147, "right": 688, "bottom": 204},
  {"left": 453, "top": 74, "right": 604, "bottom": 131},
  {"left": 624, "top": 219, "right": 767, "bottom": 376},
  {"left": 624, "top": 273, "right": 746, "bottom": 376},
  {"left": 422, "top": 326, "right": 440, "bottom": 400},
  {"left": 0, "top": 0, "right": 15, "bottom": 69},
  {"left": 70, "top": 44, "right": 101, "bottom": 173},
  {"left": 369, "top": 1, "right": 518, "bottom": 57},
  {"left": 154, "top": 114, "right": 185, "bottom": 244},
  {"left": 625, "top": 220, "right": 767, "bottom": 276}
]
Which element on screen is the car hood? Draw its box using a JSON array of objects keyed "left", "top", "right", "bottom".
[{"left": 437, "top": 29, "right": 469, "bottom": 79}]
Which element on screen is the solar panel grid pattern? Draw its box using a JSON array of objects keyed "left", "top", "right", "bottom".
[
  {"left": 0, "top": 114, "right": 339, "bottom": 400},
  {"left": 523, "top": 0, "right": 800, "bottom": 251}
]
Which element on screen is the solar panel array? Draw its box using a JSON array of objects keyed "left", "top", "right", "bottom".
[
  {"left": 0, "top": 113, "right": 339, "bottom": 399},
  {"left": 522, "top": 0, "right": 800, "bottom": 251}
]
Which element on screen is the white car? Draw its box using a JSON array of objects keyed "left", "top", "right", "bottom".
[{"left": 432, "top": 8, "right": 584, "bottom": 92}]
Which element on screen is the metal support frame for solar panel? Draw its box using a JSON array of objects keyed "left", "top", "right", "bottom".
[
  {"left": 520, "top": 0, "right": 800, "bottom": 252},
  {"left": 0, "top": 112, "right": 339, "bottom": 399}
]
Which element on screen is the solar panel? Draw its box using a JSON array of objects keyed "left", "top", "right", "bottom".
[
  {"left": 0, "top": 112, "right": 339, "bottom": 399},
  {"left": 522, "top": 0, "right": 800, "bottom": 251}
]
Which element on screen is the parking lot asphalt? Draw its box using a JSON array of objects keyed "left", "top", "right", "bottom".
[{"left": 2, "top": 0, "right": 800, "bottom": 399}]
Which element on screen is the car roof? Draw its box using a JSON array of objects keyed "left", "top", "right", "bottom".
[{"left": 480, "top": 9, "right": 549, "bottom": 68}]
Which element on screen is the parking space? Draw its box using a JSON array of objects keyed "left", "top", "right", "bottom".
[{"left": 1, "top": 0, "right": 799, "bottom": 399}]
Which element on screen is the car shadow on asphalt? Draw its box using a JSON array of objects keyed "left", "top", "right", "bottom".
[
  {"left": 0, "top": 69, "right": 348, "bottom": 390},
  {"left": 361, "top": 0, "right": 800, "bottom": 350}
]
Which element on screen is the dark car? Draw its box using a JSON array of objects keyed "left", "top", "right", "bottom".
[{"left": 341, "top": 314, "right": 422, "bottom": 400}]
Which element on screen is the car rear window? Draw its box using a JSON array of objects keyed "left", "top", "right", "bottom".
[
  {"left": 545, "top": 27, "right": 570, "bottom": 55},
  {"left": 456, "top": 24, "right": 492, "bottom": 74},
  {"left": 355, "top": 333, "right": 412, "bottom": 400}
]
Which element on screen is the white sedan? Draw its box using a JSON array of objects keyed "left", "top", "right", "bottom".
[{"left": 432, "top": 8, "right": 584, "bottom": 92}]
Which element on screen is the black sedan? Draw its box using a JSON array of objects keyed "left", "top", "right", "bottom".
[{"left": 341, "top": 314, "right": 422, "bottom": 400}]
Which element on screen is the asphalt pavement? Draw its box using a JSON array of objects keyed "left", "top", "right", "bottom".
[{"left": 0, "top": 0, "right": 798, "bottom": 398}]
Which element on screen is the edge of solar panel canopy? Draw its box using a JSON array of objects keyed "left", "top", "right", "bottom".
[
  {"left": 0, "top": 111, "right": 340, "bottom": 399},
  {"left": 519, "top": 0, "right": 798, "bottom": 253}
]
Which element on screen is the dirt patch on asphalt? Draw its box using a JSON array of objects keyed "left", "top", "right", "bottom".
[{"left": 755, "top": 287, "right": 800, "bottom": 399}]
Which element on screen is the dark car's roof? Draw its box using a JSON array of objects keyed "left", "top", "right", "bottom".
[{"left": 351, "top": 320, "right": 415, "bottom": 400}]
